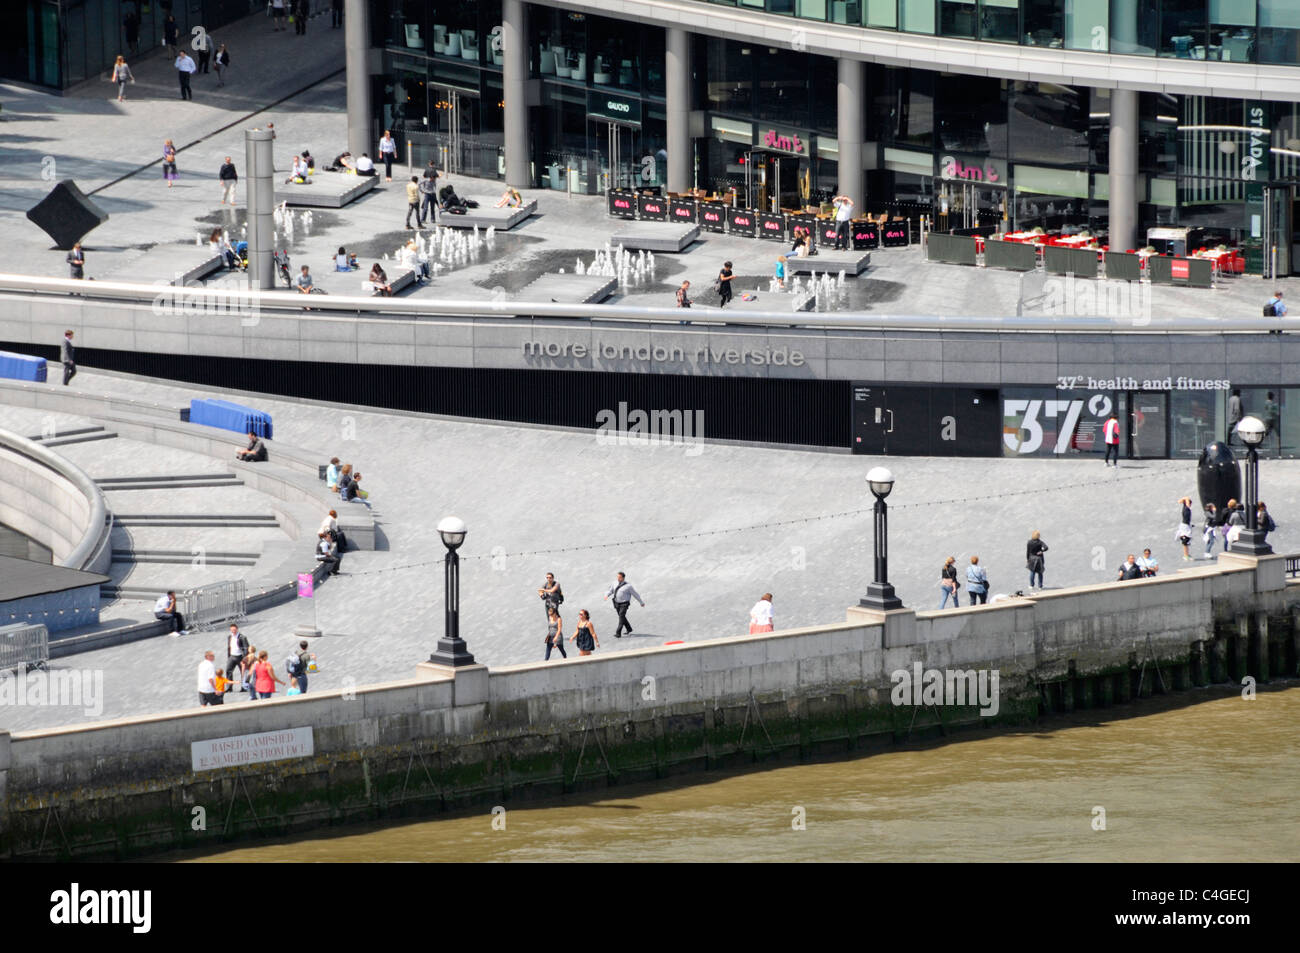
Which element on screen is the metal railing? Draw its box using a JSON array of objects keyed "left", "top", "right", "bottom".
[
  {"left": 0, "top": 273, "right": 1290, "bottom": 334},
  {"left": 1285, "top": 555, "right": 1300, "bottom": 578},
  {"left": 179, "top": 581, "right": 247, "bottom": 632},
  {"left": 0, "top": 623, "right": 50, "bottom": 672}
]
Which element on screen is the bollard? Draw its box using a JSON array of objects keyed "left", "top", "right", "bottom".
[{"left": 1253, "top": 611, "right": 1270, "bottom": 683}]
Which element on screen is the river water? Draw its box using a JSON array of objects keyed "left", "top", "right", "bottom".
[{"left": 181, "top": 687, "right": 1299, "bottom": 862}]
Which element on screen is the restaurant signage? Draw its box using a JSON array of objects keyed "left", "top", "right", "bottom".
[
  {"left": 760, "top": 128, "right": 806, "bottom": 155},
  {"left": 699, "top": 202, "right": 727, "bottom": 232},
  {"left": 637, "top": 193, "right": 667, "bottom": 221},
  {"left": 588, "top": 92, "right": 642, "bottom": 125},
  {"left": 1241, "top": 102, "right": 1268, "bottom": 182},
  {"left": 939, "top": 154, "right": 1005, "bottom": 184},
  {"left": 607, "top": 189, "right": 636, "bottom": 218},
  {"left": 728, "top": 207, "right": 757, "bottom": 237},
  {"left": 1171, "top": 258, "right": 1189, "bottom": 280}
]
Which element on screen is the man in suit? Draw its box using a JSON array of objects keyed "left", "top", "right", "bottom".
[{"left": 61, "top": 330, "right": 76, "bottom": 385}]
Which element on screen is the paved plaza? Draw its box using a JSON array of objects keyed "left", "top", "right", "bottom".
[
  {"left": 0, "top": 367, "right": 1298, "bottom": 732},
  {"left": 0, "top": 9, "right": 1289, "bottom": 319}
]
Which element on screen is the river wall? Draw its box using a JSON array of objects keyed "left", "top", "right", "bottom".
[{"left": 1, "top": 552, "right": 1297, "bottom": 859}]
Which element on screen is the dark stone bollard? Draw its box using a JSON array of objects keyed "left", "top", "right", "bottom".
[{"left": 1197, "top": 441, "right": 1242, "bottom": 518}]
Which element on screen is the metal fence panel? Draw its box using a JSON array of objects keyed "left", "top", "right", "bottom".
[
  {"left": 983, "top": 239, "right": 1038, "bottom": 272},
  {"left": 0, "top": 623, "right": 49, "bottom": 672},
  {"left": 1043, "top": 245, "right": 1099, "bottom": 278},
  {"left": 925, "top": 233, "right": 978, "bottom": 265},
  {"left": 179, "top": 580, "right": 247, "bottom": 632}
]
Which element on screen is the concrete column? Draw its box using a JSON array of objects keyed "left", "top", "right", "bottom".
[
  {"left": 503, "top": 0, "right": 530, "bottom": 187},
  {"left": 345, "top": 0, "right": 372, "bottom": 163},
  {"left": 665, "top": 27, "right": 691, "bottom": 194},
  {"left": 837, "top": 58, "right": 865, "bottom": 208},
  {"left": 244, "top": 128, "right": 275, "bottom": 291},
  {"left": 1108, "top": 88, "right": 1139, "bottom": 254}
]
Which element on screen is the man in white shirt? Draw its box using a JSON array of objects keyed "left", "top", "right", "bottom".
[
  {"left": 154, "top": 590, "right": 186, "bottom": 635},
  {"left": 832, "top": 194, "right": 854, "bottom": 250},
  {"left": 226, "top": 623, "right": 249, "bottom": 684},
  {"left": 175, "top": 50, "right": 197, "bottom": 101},
  {"left": 197, "top": 651, "right": 218, "bottom": 706},
  {"left": 748, "top": 593, "right": 774, "bottom": 634},
  {"left": 355, "top": 153, "right": 376, "bottom": 177}
]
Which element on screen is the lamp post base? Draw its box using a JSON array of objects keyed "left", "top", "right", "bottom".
[
  {"left": 859, "top": 582, "right": 902, "bottom": 611},
  {"left": 429, "top": 637, "right": 477, "bottom": 667},
  {"left": 1229, "top": 528, "right": 1273, "bottom": 556}
]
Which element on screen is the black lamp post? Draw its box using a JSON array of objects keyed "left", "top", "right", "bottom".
[
  {"left": 429, "top": 515, "right": 477, "bottom": 666},
  {"left": 860, "top": 466, "right": 903, "bottom": 610},
  {"left": 1230, "top": 416, "right": 1273, "bottom": 555}
]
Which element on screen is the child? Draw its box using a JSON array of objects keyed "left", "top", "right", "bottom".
[
  {"left": 775, "top": 255, "right": 787, "bottom": 289},
  {"left": 212, "top": 670, "right": 230, "bottom": 704}
]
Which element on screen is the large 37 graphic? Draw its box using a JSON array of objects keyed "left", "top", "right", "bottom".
[{"left": 1003, "top": 399, "right": 1085, "bottom": 454}]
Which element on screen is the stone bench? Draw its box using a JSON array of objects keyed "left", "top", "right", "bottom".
[
  {"left": 438, "top": 199, "right": 537, "bottom": 230},
  {"left": 275, "top": 171, "right": 378, "bottom": 209}
]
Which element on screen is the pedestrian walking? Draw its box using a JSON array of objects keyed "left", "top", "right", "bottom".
[
  {"left": 108, "top": 55, "right": 134, "bottom": 102},
  {"left": 123, "top": 9, "right": 140, "bottom": 55},
  {"left": 676, "top": 279, "right": 692, "bottom": 323},
  {"left": 405, "top": 176, "right": 422, "bottom": 228},
  {"left": 748, "top": 593, "right": 774, "bottom": 634},
  {"left": 938, "top": 556, "right": 960, "bottom": 608},
  {"left": 225, "top": 622, "right": 249, "bottom": 684},
  {"left": 1202, "top": 502, "right": 1219, "bottom": 557},
  {"left": 716, "top": 260, "right": 735, "bottom": 307},
  {"left": 537, "top": 572, "right": 563, "bottom": 622},
  {"left": 544, "top": 606, "right": 566, "bottom": 660},
  {"left": 60, "top": 329, "right": 76, "bottom": 384},
  {"left": 965, "top": 555, "right": 989, "bottom": 605},
  {"left": 1176, "top": 496, "right": 1193, "bottom": 560},
  {"left": 175, "top": 49, "right": 196, "bottom": 100},
  {"left": 251, "top": 650, "right": 285, "bottom": 700},
  {"left": 1103, "top": 412, "right": 1120, "bottom": 466},
  {"left": 194, "top": 28, "right": 211, "bottom": 72},
  {"left": 162, "top": 139, "right": 179, "bottom": 187},
  {"left": 1264, "top": 391, "right": 1280, "bottom": 451},
  {"left": 1026, "top": 531, "right": 1048, "bottom": 589},
  {"left": 332, "top": 0, "right": 344, "bottom": 28},
  {"left": 214, "top": 43, "right": 230, "bottom": 86},
  {"left": 1225, "top": 498, "right": 1245, "bottom": 547},
  {"left": 379, "top": 130, "right": 397, "bottom": 181},
  {"left": 66, "top": 243, "right": 85, "bottom": 280},
  {"left": 1227, "top": 388, "right": 1243, "bottom": 444},
  {"left": 831, "top": 194, "right": 854, "bottom": 250},
  {"left": 1117, "top": 554, "right": 1143, "bottom": 581},
  {"left": 154, "top": 590, "right": 187, "bottom": 634},
  {"left": 219, "top": 156, "right": 238, "bottom": 205},
  {"left": 1264, "top": 290, "right": 1286, "bottom": 317},
  {"left": 197, "top": 650, "right": 219, "bottom": 707},
  {"left": 163, "top": 13, "right": 180, "bottom": 48},
  {"left": 775, "top": 254, "right": 787, "bottom": 289},
  {"left": 570, "top": 609, "right": 599, "bottom": 656},
  {"left": 287, "top": 640, "right": 315, "bottom": 693},
  {"left": 293, "top": 0, "right": 309, "bottom": 35},
  {"left": 604, "top": 571, "right": 645, "bottom": 637},
  {"left": 271, "top": 0, "right": 288, "bottom": 31}
]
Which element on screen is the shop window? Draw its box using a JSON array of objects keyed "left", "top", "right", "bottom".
[
  {"left": 1109, "top": 0, "right": 1157, "bottom": 54},
  {"left": 756, "top": 46, "right": 809, "bottom": 126},
  {"left": 1207, "top": 0, "right": 1255, "bottom": 64},
  {"left": 899, "top": 0, "right": 936, "bottom": 35},
  {"left": 1009, "top": 82, "right": 1089, "bottom": 167},
  {"left": 1022, "top": 0, "right": 1063, "bottom": 47},
  {"left": 1159, "top": 0, "right": 1208, "bottom": 58},
  {"left": 980, "top": 0, "right": 1019, "bottom": 43},
  {"left": 1259, "top": 0, "right": 1300, "bottom": 64},
  {"left": 866, "top": 0, "right": 898, "bottom": 28},
  {"left": 936, "top": 74, "right": 1006, "bottom": 154},
  {"left": 705, "top": 39, "right": 753, "bottom": 116},
  {"left": 830, "top": 1, "right": 863, "bottom": 24},
  {"left": 1065, "top": 0, "right": 1108, "bottom": 50},
  {"left": 940, "top": 0, "right": 976, "bottom": 38}
]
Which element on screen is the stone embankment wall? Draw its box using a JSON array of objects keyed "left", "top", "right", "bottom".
[{"left": 1, "top": 553, "right": 1296, "bottom": 859}]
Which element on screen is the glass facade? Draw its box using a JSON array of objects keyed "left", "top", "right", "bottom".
[
  {"left": 700, "top": 0, "right": 1300, "bottom": 62},
  {"left": 4, "top": 1, "right": 260, "bottom": 90}
]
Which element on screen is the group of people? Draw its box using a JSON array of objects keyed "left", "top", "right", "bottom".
[
  {"left": 1180, "top": 495, "right": 1276, "bottom": 559},
  {"left": 196, "top": 623, "right": 317, "bottom": 706},
  {"left": 325, "top": 457, "right": 369, "bottom": 504},
  {"left": 536, "top": 571, "right": 646, "bottom": 659},
  {"left": 316, "top": 507, "right": 347, "bottom": 575}
]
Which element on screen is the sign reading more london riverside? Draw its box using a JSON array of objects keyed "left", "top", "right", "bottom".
[
  {"left": 523, "top": 339, "right": 806, "bottom": 367},
  {"left": 192, "top": 726, "right": 315, "bottom": 772}
]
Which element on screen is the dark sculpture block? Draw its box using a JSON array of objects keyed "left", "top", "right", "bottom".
[{"left": 26, "top": 180, "right": 109, "bottom": 249}]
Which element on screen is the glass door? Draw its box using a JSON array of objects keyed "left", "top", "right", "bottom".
[
  {"left": 593, "top": 120, "right": 638, "bottom": 192},
  {"left": 1128, "top": 392, "right": 1169, "bottom": 460}
]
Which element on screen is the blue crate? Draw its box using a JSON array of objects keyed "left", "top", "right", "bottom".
[
  {"left": 190, "top": 398, "right": 273, "bottom": 438},
  {"left": 0, "top": 351, "right": 48, "bottom": 383}
]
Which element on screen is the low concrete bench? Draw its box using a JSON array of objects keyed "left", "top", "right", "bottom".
[
  {"left": 275, "top": 172, "right": 378, "bottom": 209},
  {"left": 360, "top": 265, "right": 418, "bottom": 296},
  {"left": 610, "top": 221, "right": 700, "bottom": 252},
  {"left": 438, "top": 199, "right": 537, "bottom": 230},
  {"left": 785, "top": 250, "right": 871, "bottom": 276}
]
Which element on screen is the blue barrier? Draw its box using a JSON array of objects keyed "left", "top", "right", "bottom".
[
  {"left": 190, "top": 398, "right": 273, "bottom": 438},
  {"left": 0, "top": 351, "right": 48, "bottom": 383}
]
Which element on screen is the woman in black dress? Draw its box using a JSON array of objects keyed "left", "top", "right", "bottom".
[
  {"left": 1026, "top": 531, "right": 1048, "bottom": 589},
  {"left": 570, "top": 609, "right": 599, "bottom": 657},
  {"left": 716, "top": 260, "right": 734, "bottom": 307},
  {"left": 544, "top": 607, "right": 566, "bottom": 661}
]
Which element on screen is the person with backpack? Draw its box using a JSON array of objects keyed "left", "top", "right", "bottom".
[
  {"left": 286, "top": 641, "right": 315, "bottom": 693},
  {"left": 537, "top": 572, "right": 563, "bottom": 621},
  {"left": 1257, "top": 502, "right": 1277, "bottom": 541},
  {"left": 1264, "top": 290, "right": 1286, "bottom": 317}
]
